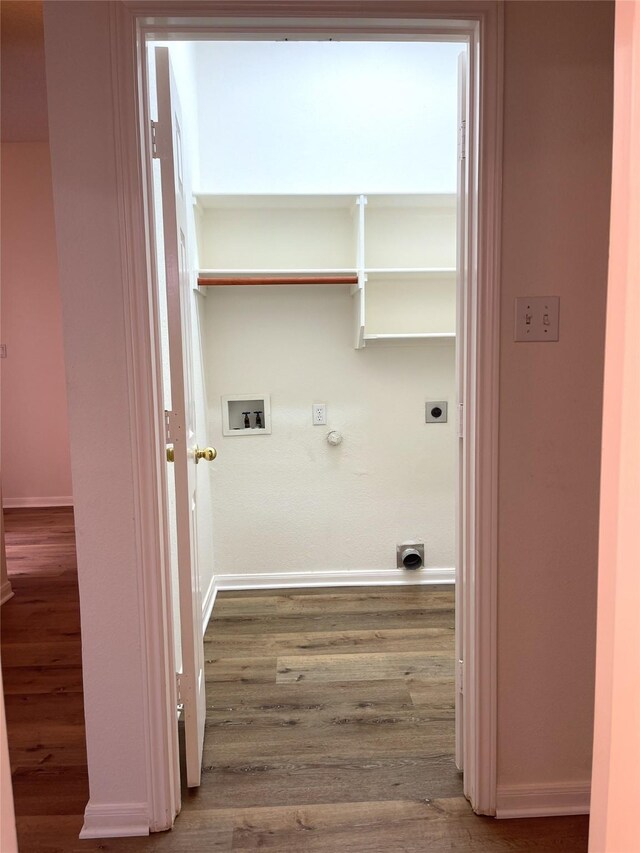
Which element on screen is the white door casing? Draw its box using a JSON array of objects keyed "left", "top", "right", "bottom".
[
  {"left": 142, "top": 13, "right": 501, "bottom": 816},
  {"left": 154, "top": 46, "right": 206, "bottom": 789},
  {"left": 53, "top": 2, "right": 503, "bottom": 834},
  {"left": 455, "top": 47, "right": 469, "bottom": 773}
]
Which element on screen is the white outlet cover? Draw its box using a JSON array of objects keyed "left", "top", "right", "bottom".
[
  {"left": 515, "top": 296, "right": 560, "bottom": 342},
  {"left": 312, "top": 403, "right": 327, "bottom": 425}
]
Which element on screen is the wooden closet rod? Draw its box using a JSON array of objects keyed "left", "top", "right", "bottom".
[{"left": 198, "top": 274, "right": 358, "bottom": 287}]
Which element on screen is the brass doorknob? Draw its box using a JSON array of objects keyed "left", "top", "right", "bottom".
[{"left": 195, "top": 446, "right": 217, "bottom": 463}]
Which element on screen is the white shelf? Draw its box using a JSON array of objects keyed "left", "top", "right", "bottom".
[
  {"left": 365, "top": 267, "right": 456, "bottom": 278},
  {"left": 195, "top": 193, "right": 457, "bottom": 348},
  {"left": 199, "top": 268, "right": 357, "bottom": 276},
  {"left": 365, "top": 276, "right": 456, "bottom": 339},
  {"left": 365, "top": 193, "right": 456, "bottom": 210},
  {"left": 198, "top": 203, "right": 357, "bottom": 269},
  {"left": 199, "top": 267, "right": 455, "bottom": 278},
  {"left": 195, "top": 194, "right": 358, "bottom": 210},
  {"left": 364, "top": 200, "right": 456, "bottom": 269},
  {"left": 364, "top": 333, "right": 456, "bottom": 341}
]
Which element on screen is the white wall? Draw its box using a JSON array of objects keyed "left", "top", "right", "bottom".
[
  {"left": 191, "top": 40, "right": 460, "bottom": 582},
  {"left": 204, "top": 285, "right": 456, "bottom": 577},
  {"left": 193, "top": 40, "right": 460, "bottom": 194}
]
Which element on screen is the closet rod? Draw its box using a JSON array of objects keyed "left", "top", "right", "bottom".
[{"left": 198, "top": 275, "right": 358, "bottom": 287}]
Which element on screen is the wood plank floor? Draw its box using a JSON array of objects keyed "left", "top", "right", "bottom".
[{"left": 2, "top": 508, "right": 590, "bottom": 851}]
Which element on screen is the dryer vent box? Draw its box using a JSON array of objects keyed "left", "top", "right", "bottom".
[{"left": 397, "top": 543, "right": 425, "bottom": 570}]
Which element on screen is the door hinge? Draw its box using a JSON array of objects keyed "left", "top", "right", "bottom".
[
  {"left": 151, "top": 120, "right": 160, "bottom": 158},
  {"left": 164, "top": 409, "right": 181, "bottom": 444},
  {"left": 457, "top": 403, "right": 464, "bottom": 439},
  {"left": 456, "top": 659, "right": 464, "bottom": 694},
  {"left": 458, "top": 120, "right": 466, "bottom": 161},
  {"left": 176, "top": 673, "right": 184, "bottom": 706}
]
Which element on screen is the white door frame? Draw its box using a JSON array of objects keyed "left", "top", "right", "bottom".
[{"left": 110, "top": 0, "right": 502, "bottom": 829}]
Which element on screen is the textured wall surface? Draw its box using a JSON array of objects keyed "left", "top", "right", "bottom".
[{"left": 204, "top": 285, "right": 456, "bottom": 576}]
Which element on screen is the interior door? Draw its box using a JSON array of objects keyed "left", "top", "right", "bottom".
[
  {"left": 155, "top": 46, "right": 206, "bottom": 788},
  {"left": 455, "top": 48, "right": 469, "bottom": 773}
]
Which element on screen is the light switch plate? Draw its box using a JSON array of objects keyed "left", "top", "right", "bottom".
[{"left": 515, "top": 296, "right": 560, "bottom": 342}]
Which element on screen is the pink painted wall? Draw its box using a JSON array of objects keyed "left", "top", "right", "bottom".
[
  {"left": 41, "top": 0, "right": 616, "bottom": 829},
  {"left": 1, "top": 2, "right": 72, "bottom": 506},
  {"left": 0, "top": 143, "right": 72, "bottom": 505},
  {"left": 42, "top": 1, "right": 160, "bottom": 827},
  {"left": 498, "top": 0, "right": 614, "bottom": 795},
  {"left": 1, "top": 2, "right": 49, "bottom": 143},
  {"left": 589, "top": 1, "right": 640, "bottom": 850}
]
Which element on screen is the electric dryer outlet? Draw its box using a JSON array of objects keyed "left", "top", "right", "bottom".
[{"left": 426, "top": 401, "right": 448, "bottom": 423}]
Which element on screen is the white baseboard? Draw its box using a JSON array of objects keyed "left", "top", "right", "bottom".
[
  {"left": 214, "top": 567, "right": 455, "bottom": 591},
  {"left": 0, "top": 580, "right": 14, "bottom": 605},
  {"left": 201, "top": 573, "right": 217, "bottom": 634},
  {"left": 2, "top": 496, "right": 73, "bottom": 509},
  {"left": 80, "top": 802, "right": 149, "bottom": 839},
  {"left": 496, "top": 782, "right": 591, "bottom": 818}
]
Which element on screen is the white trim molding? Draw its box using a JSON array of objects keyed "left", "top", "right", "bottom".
[
  {"left": 83, "top": 0, "right": 503, "bottom": 834},
  {"left": 2, "top": 496, "right": 73, "bottom": 509},
  {"left": 201, "top": 573, "right": 218, "bottom": 634},
  {"left": 215, "top": 568, "right": 455, "bottom": 591},
  {"left": 459, "top": 2, "right": 503, "bottom": 818},
  {"left": 0, "top": 581, "right": 14, "bottom": 606},
  {"left": 496, "top": 782, "right": 591, "bottom": 819},
  {"left": 110, "top": 1, "right": 183, "bottom": 833},
  {"left": 80, "top": 802, "right": 150, "bottom": 839}
]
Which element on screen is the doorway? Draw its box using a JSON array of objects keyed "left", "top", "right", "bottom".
[
  {"left": 68, "top": 4, "right": 507, "bottom": 834},
  {"left": 144, "top": 28, "right": 481, "bottom": 814}
]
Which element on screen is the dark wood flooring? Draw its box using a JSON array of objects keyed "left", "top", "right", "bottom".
[{"left": 2, "top": 507, "right": 590, "bottom": 851}]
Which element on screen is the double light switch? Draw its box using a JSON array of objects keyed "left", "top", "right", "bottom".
[{"left": 514, "top": 296, "right": 560, "bottom": 342}]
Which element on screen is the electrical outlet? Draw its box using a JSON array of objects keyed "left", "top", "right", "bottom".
[
  {"left": 426, "top": 401, "right": 448, "bottom": 423},
  {"left": 312, "top": 403, "right": 327, "bottom": 425}
]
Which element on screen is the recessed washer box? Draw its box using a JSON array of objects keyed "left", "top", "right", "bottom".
[{"left": 222, "top": 394, "right": 271, "bottom": 436}]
